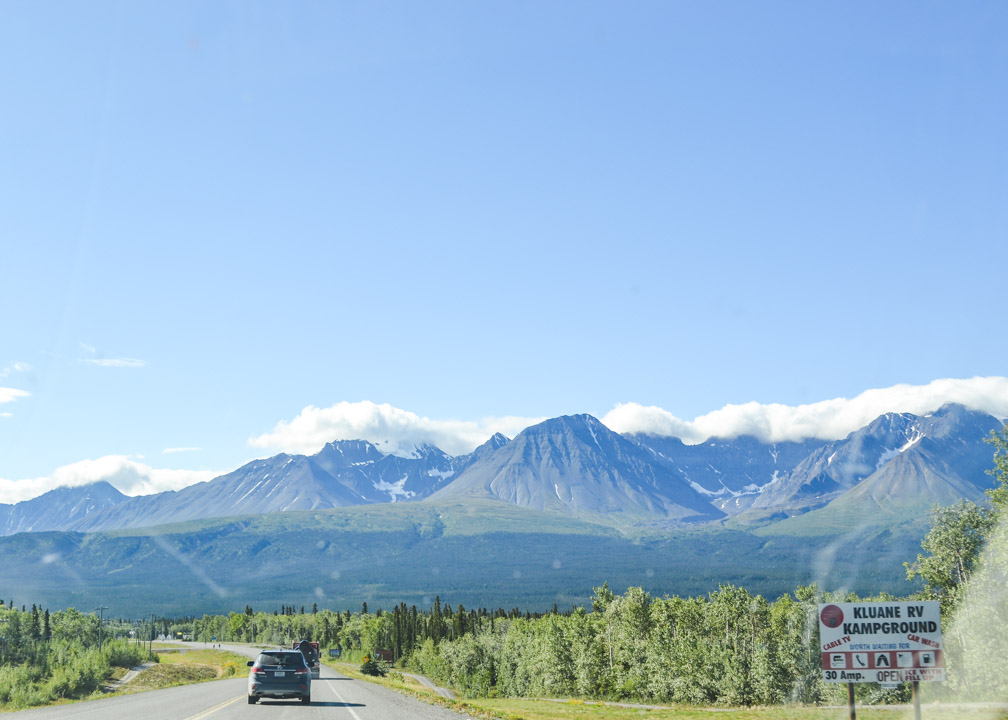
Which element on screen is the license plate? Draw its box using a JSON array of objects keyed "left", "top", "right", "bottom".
[{"left": 274, "top": 671, "right": 286, "bottom": 677}]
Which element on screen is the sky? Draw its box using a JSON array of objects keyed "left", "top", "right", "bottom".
[{"left": 2, "top": 2, "right": 1007, "bottom": 504}]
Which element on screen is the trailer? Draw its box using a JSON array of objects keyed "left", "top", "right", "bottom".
[{"left": 294, "top": 640, "right": 321, "bottom": 679}]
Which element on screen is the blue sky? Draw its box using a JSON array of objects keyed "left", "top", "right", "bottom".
[{"left": 2, "top": 2, "right": 1007, "bottom": 502}]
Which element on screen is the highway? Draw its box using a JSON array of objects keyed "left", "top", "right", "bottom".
[{"left": 3, "top": 644, "right": 476, "bottom": 720}]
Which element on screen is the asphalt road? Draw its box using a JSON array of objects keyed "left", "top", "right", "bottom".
[{"left": 3, "top": 644, "right": 476, "bottom": 720}]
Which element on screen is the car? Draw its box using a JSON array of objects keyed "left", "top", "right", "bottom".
[{"left": 246, "top": 649, "right": 311, "bottom": 704}]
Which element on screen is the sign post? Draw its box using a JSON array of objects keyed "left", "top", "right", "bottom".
[{"left": 819, "top": 601, "right": 943, "bottom": 719}]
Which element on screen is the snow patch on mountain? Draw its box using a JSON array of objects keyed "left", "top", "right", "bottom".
[
  {"left": 237, "top": 480, "right": 266, "bottom": 503},
  {"left": 584, "top": 418, "right": 603, "bottom": 450},
  {"left": 375, "top": 476, "right": 415, "bottom": 502},
  {"left": 876, "top": 431, "right": 924, "bottom": 469},
  {"left": 690, "top": 481, "right": 722, "bottom": 497}
]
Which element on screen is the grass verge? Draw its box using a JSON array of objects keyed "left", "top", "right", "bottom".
[
  {"left": 116, "top": 648, "right": 248, "bottom": 694},
  {"left": 456, "top": 698, "right": 1008, "bottom": 720},
  {"left": 124, "top": 664, "right": 217, "bottom": 691},
  {"left": 157, "top": 648, "right": 247, "bottom": 678},
  {"left": 322, "top": 661, "right": 1007, "bottom": 720}
]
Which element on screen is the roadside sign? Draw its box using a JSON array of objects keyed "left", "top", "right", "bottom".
[{"left": 818, "top": 601, "right": 944, "bottom": 684}]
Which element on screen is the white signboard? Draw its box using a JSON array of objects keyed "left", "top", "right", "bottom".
[{"left": 818, "top": 601, "right": 944, "bottom": 684}]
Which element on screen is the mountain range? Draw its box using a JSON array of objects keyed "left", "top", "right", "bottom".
[
  {"left": 1, "top": 402, "right": 1001, "bottom": 537},
  {"left": 0, "top": 402, "right": 1002, "bottom": 615}
]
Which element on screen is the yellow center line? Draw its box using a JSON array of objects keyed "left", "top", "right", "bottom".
[{"left": 182, "top": 695, "right": 242, "bottom": 720}]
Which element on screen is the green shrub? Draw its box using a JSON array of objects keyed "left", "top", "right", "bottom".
[
  {"left": 103, "top": 640, "right": 148, "bottom": 669},
  {"left": 407, "top": 638, "right": 448, "bottom": 683},
  {"left": 360, "top": 658, "right": 388, "bottom": 677},
  {"left": 0, "top": 664, "right": 43, "bottom": 706}
]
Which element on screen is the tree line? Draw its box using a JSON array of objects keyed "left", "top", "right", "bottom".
[
  {"left": 165, "top": 582, "right": 916, "bottom": 705},
  {"left": 0, "top": 602, "right": 152, "bottom": 709}
]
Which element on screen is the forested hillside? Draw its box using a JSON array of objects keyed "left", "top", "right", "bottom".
[{"left": 0, "top": 499, "right": 923, "bottom": 616}]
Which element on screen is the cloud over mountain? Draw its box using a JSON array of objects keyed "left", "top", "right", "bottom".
[
  {"left": 249, "top": 380, "right": 1008, "bottom": 460},
  {"left": 0, "top": 456, "right": 218, "bottom": 504},
  {"left": 602, "top": 377, "right": 1008, "bottom": 444},
  {"left": 4, "top": 378, "right": 1004, "bottom": 505},
  {"left": 249, "top": 400, "right": 543, "bottom": 457}
]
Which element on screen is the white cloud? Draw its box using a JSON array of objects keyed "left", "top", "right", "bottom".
[
  {"left": 249, "top": 400, "right": 543, "bottom": 457},
  {"left": 602, "top": 377, "right": 1008, "bottom": 444},
  {"left": 78, "top": 342, "right": 145, "bottom": 368},
  {"left": 0, "top": 362, "right": 31, "bottom": 379},
  {"left": 0, "top": 456, "right": 218, "bottom": 504},
  {"left": 79, "top": 357, "right": 146, "bottom": 368},
  {"left": 249, "top": 378, "right": 1008, "bottom": 458},
  {"left": 0, "top": 387, "right": 30, "bottom": 404},
  {"left": 162, "top": 447, "right": 202, "bottom": 454}
]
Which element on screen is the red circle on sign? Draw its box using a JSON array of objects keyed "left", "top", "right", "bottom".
[{"left": 820, "top": 605, "right": 844, "bottom": 628}]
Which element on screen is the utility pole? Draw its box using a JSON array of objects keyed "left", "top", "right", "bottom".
[
  {"left": 95, "top": 606, "right": 108, "bottom": 652},
  {"left": 149, "top": 613, "right": 157, "bottom": 655}
]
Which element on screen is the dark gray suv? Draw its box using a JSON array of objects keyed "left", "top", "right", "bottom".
[{"left": 246, "top": 649, "right": 311, "bottom": 704}]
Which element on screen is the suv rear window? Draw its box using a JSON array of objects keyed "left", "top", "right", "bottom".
[{"left": 256, "top": 652, "right": 306, "bottom": 668}]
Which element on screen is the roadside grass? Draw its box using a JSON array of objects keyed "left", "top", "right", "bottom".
[
  {"left": 456, "top": 698, "right": 1008, "bottom": 720},
  {"left": 157, "top": 648, "right": 247, "bottom": 679},
  {"left": 124, "top": 664, "right": 217, "bottom": 691},
  {"left": 105, "top": 665, "right": 130, "bottom": 683},
  {"left": 0, "top": 648, "right": 249, "bottom": 713},
  {"left": 326, "top": 660, "right": 449, "bottom": 702},
  {"left": 115, "top": 648, "right": 248, "bottom": 694},
  {"left": 323, "top": 661, "right": 1007, "bottom": 720}
]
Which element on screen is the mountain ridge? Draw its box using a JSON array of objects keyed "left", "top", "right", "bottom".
[
  {"left": 429, "top": 414, "right": 724, "bottom": 521},
  {"left": 2, "top": 403, "right": 1001, "bottom": 536}
]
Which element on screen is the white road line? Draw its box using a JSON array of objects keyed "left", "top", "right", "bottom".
[
  {"left": 328, "top": 682, "right": 364, "bottom": 720},
  {"left": 182, "top": 695, "right": 241, "bottom": 720}
]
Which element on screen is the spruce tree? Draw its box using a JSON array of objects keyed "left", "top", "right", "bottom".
[{"left": 29, "top": 604, "right": 40, "bottom": 641}]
